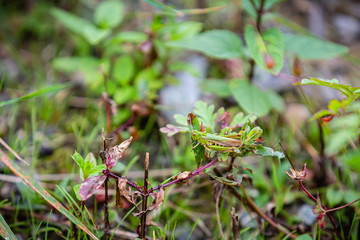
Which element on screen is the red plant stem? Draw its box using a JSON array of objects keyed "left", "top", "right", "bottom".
[
  {"left": 104, "top": 158, "right": 219, "bottom": 196},
  {"left": 299, "top": 181, "right": 317, "bottom": 203},
  {"left": 299, "top": 181, "right": 342, "bottom": 239},
  {"left": 106, "top": 171, "right": 144, "bottom": 193},
  {"left": 326, "top": 198, "right": 360, "bottom": 213},
  {"left": 147, "top": 158, "right": 219, "bottom": 195}
]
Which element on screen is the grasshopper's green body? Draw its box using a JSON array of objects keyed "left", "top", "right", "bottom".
[{"left": 187, "top": 113, "right": 263, "bottom": 162}]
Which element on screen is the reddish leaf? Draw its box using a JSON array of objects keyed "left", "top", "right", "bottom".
[
  {"left": 107, "top": 137, "right": 133, "bottom": 169},
  {"left": 79, "top": 175, "right": 107, "bottom": 201},
  {"left": 160, "top": 124, "right": 188, "bottom": 137}
]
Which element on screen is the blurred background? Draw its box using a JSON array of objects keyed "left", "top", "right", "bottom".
[{"left": 0, "top": 0, "right": 360, "bottom": 239}]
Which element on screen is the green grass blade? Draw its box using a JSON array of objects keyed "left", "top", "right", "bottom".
[
  {"left": 32, "top": 221, "right": 42, "bottom": 240},
  {"left": 0, "top": 149, "right": 98, "bottom": 240},
  {"left": 45, "top": 210, "right": 52, "bottom": 240},
  {"left": 0, "top": 212, "right": 17, "bottom": 240},
  {"left": 0, "top": 74, "right": 4, "bottom": 92},
  {"left": 186, "top": 218, "right": 199, "bottom": 240},
  {"left": 109, "top": 201, "right": 141, "bottom": 240},
  {"left": 0, "top": 83, "right": 71, "bottom": 107}
]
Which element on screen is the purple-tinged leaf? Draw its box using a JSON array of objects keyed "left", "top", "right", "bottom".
[
  {"left": 79, "top": 175, "right": 107, "bottom": 201},
  {"left": 107, "top": 137, "right": 133, "bottom": 169},
  {"left": 160, "top": 124, "right": 188, "bottom": 136}
]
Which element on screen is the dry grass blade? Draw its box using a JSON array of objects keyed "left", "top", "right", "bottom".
[
  {"left": 181, "top": 5, "right": 229, "bottom": 15},
  {"left": 0, "top": 213, "right": 17, "bottom": 240},
  {"left": 0, "top": 149, "right": 98, "bottom": 240},
  {"left": 0, "top": 137, "right": 29, "bottom": 165}
]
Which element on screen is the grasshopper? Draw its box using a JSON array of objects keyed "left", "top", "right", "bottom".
[{"left": 187, "top": 113, "right": 262, "bottom": 155}]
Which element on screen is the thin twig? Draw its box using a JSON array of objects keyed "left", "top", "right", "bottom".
[
  {"left": 102, "top": 130, "right": 110, "bottom": 239},
  {"left": 248, "top": 0, "right": 266, "bottom": 82},
  {"left": 215, "top": 185, "right": 225, "bottom": 239},
  {"left": 140, "top": 153, "right": 149, "bottom": 238},
  {"left": 239, "top": 185, "right": 297, "bottom": 239},
  {"left": 147, "top": 158, "right": 219, "bottom": 195}
]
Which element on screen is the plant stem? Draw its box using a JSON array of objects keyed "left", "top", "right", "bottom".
[
  {"left": 326, "top": 198, "right": 360, "bottom": 213},
  {"left": 147, "top": 158, "right": 219, "bottom": 194},
  {"left": 239, "top": 184, "right": 297, "bottom": 239},
  {"left": 299, "top": 181, "right": 342, "bottom": 239},
  {"left": 299, "top": 181, "right": 317, "bottom": 202},
  {"left": 102, "top": 135, "right": 110, "bottom": 239},
  {"left": 140, "top": 153, "right": 149, "bottom": 238},
  {"left": 106, "top": 171, "right": 143, "bottom": 193},
  {"left": 104, "top": 177, "right": 110, "bottom": 237},
  {"left": 248, "top": 0, "right": 266, "bottom": 82}
]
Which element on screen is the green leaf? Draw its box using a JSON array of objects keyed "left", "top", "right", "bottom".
[
  {"left": 201, "top": 79, "right": 231, "bottom": 98},
  {"left": 193, "top": 100, "right": 216, "bottom": 130},
  {"left": 114, "top": 86, "right": 138, "bottom": 105},
  {"left": 344, "top": 190, "right": 359, "bottom": 203},
  {"left": 244, "top": 25, "right": 284, "bottom": 74},
  {"left": 296, "top": 235, "right": 312, "bottom": 240},
  {"left": 326, "top": 130, "right": 358, "bottom": 155},
  {"left": 51, "top": 8, "right": 110, "bottom": 45},
  {"left": 230, "top": 79, "right": 272, "bottom": 117},
  {"left": 230, "top": 112, "right": 257, "bottom": 127},
  {"left": 83, "top": 160, "right": 94, "bottom": 180},
  {"left": 142, "top": 0, "right": 184, "bottom": 16},
  {"left": 52, "top": 56, "right": 99, "bottom": 73},
  {"left": 266, "top": 90, "right": 285, "bottom": 112},
  {"left": 326, "top": 187, "right": 343, "bottom": 207},
  {"left": 284, "top": 33, "right": 348, "bottom": 59},
  {"left": 73, "top": 184, "right": 81, "bottom": 201},
  {"left": 328, "top": 99, "right": 347, "bottom": 114},
  {"left": 113, "top": 56, "right": 135, "bottom": 84},
  {"left": 85, "top": 153, "right": 97, "bottom": 166},
  {"left": 0, "top": 213, "right": 17, "bottom": 240},
  {"left": 51, "top": 8, "right": 91, "bottom": 36},
  {"left": 174, "top": 114, "right": 188, "bottom": 126},
  {"left": 0, "top": 83, "right": 71, "bottom": 108},
  {"left": 342, "top": 150, "right": 360, "bottom": 173},
  {"left": 82, "top": 25, "right": 110, "bottom": 45},
  {"left": 111, "top": 31, "right": 148, "bottom": 44},
  {"left": 158, "top": 21, "right": 202, "bottom": 41},
  {"left": 0, "top": 150, "right": 98, "bottom": 239},
  {"left": 295, "top": 77, "right": 360, "bottom": 98},
  {"left": 89, "top": 164, "right": 106, "bottom": 176},
  {"left": 72, "top": 152, "right": 85, "bottom": 168},
  {"left": 167, "top": 30, "right": 244, "bottom": 59},
  {"left": 94, "top": 0, "right": 124, "bottom": 29}
]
